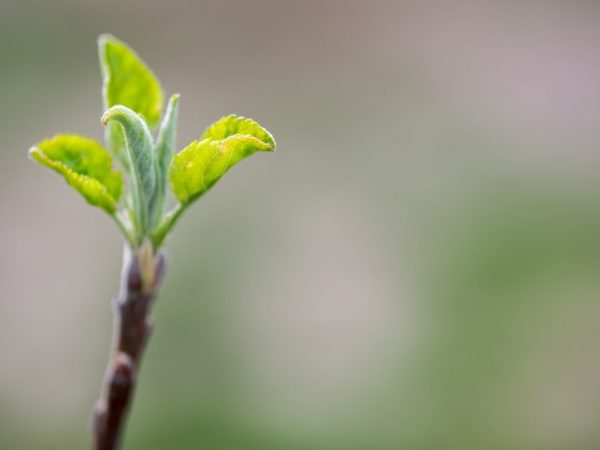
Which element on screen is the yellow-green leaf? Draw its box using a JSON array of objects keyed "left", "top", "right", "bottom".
[
  {"left": 99, "top": 34, "right": 164, "bottom": 171},
  {"left": 169, "top": 115, "right": 275, "bottom": 205},
  {"left": 29, "top": 135, "right": 123, "bottom": 214},
  {"left": 201, "top": 114, "right": 275, "bottom": 147},
  {"left": 98, "top": 34, "right": 164, "bottom": 128}
]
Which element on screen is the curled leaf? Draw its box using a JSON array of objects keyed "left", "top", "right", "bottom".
[
  {"left": 201, "top": 114, "right": 276, "bottom": 146},
  {"left": 169, "top": 115, "right": 275, "bottom": 205},
  {"left": 102, "top": 105, "right": 157, "bottom": 241},
  {"left": 29, "top": 135, "right": 123, "bottom": 213}
]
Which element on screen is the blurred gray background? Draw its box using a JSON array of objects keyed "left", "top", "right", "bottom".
[{"left": 2, "top": 1, "right": 600, "bottom": 449}]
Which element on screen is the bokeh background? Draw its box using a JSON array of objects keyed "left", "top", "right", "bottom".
[{"left": 2, "top": 1, "right": 600, "bottom": 449}]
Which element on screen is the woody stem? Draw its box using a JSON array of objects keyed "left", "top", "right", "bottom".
[{"left": 92, "top": 245, "right": 165, "bottom": 450}]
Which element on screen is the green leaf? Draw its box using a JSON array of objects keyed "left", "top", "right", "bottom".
[
  {"left": 201, "top": 114, "right": 276, "bottom": 146},
  {"left": 98, "top": 34, "right": 164, "bottom": 128},
  {"left": 151, "top": 94, "right": 180, "bottom": 228},
  {"left": 169, "top": 115, "right": 275, "bottom": 206},
  {"left": 29, "top": 135, "right": 123, "bottom": 214},
  {"left": 98, "top": 34, "right": 164, "bottom": 170},
  {"left": 102, "top": 106, "right": 157, "bottom": 243}
]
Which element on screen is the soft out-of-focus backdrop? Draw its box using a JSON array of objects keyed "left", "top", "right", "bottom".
[{"left": 2, "top": 1, "right": 600, "bottom": 449}]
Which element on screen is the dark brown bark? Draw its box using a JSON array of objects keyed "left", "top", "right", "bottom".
[{"left": 92, "top": 245, "right": 166, "bottom": 450}]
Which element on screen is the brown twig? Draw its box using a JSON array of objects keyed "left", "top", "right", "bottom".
[{"left": 92, "top": 244, "right": 166, "bottom": 450}]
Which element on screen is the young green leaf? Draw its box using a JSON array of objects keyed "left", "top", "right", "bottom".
[
  {"left": 169, "top": 115, "right": 275, "bottom": 206},
  {"left": 201, "top": 114, "right": 276, "bottom": 146},
  {"left": 99, "top": 34, "right": 164, "bottom": 170},
  {"left": 151, "top": 94, "right": 180, "bottom": 228},
  {"left": 102, "top": 106, "right": 157, "bottom": 243},
  {"left": 29, "top": 135, "right": 123, "bottom": 214},
  {"left": 98, "top": 34, "right": 164, "bottom": 128}
]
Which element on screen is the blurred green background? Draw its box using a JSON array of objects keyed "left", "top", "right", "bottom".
[{"left": 2, "top": 1, "right": 600, "bottom": 449}]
